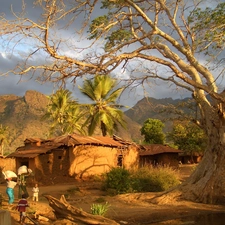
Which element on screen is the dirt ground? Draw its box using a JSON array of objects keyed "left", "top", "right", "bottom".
[{"left": 1, "top": 165, "right": 225, "bottom": 225}]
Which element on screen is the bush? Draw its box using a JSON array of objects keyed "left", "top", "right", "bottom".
[
  {"left": 103, "top": 166, "right": 180, "bottom": 194},
  {"left": 90, "top": 202, "right": 110, "bottom": 216},
  {"left": 131, "top": 166, "right": 180, "bottom": 192},
  {"left": 103, "top": 167, "right": 132, "bottom": 194}
]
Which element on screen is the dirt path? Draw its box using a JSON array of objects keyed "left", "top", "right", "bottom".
[{"left": 1, "top": 165, "right": 225, "bottom": 225}]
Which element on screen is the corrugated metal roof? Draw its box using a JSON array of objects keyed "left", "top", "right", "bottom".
[{"left": 139, "top": 144, "right": 182, "bottom": 156}]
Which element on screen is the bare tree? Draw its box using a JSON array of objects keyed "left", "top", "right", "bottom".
[{"left": 1, "top": 0, "right": 225, "bottom": 204}]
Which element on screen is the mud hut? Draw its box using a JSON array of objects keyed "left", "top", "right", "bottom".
[
  {"left": 7, "top": 134, "right": 139, "bottom": 184},
  {"left": 139, "top": 144, "right": 182, "bottom": 168}
]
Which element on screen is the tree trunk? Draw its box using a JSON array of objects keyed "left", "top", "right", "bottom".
[
  {"left": 154, "top": 110, "right": 225, "bottom": 205},
  {"left": 44, "top": 195, "right": 120, "bottom": 225}
]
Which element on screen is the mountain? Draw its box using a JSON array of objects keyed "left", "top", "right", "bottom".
[
  {"left": 0, "top": 90, "right": 143, "bottom": 155},
  {"left": 124, "top": 97, "right": 192, "bottom": 124},
  {"left": 0, "top": 90, "right": 51, "bottom": 154},
  {"left": 0, "top": 91, "right": 193, "bottom": 155},
  {"left": 124, "top": 97, "right": 194, "bottom": 134}
]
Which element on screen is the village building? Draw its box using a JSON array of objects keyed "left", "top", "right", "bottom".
[
  {"left": 7, "top": 134, "right": 139, "bottom": 184},
  {"left": 178, "top": 151, "right": 203, "bottom": 164},
  {"left": 5, "top": 134, "right": 183, "bottom": 185},
  {"left": 139, "top": 144, "right": 183, "bottom": 168}
]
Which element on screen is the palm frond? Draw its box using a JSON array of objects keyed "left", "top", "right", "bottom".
[{"left": 79, "top": 74, "right": 127, "bottom": 136}]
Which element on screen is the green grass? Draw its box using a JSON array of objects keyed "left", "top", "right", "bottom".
[{"left": 90, "top": 202, "right": 110, "bottom": 216}]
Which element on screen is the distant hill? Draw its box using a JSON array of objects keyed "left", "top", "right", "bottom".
[
  {"left": 0, "top": 91, "right": 193, "bottom": 155},
  {"left": 124, "top": 97, "right": 194, "bottom": 133},
  {"left": 0, "top": 90, "right": 143, "bottom": 154},
  {"left": 0, "top": 90, "right": 51, "bottom": 154},
  {"left": 124, "top": 97, "right": 192, "bottom": 124}
]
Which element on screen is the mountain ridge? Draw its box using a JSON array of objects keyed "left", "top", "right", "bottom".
[{"left": 0, "top": 90, "right": 192, "bottom": 155}]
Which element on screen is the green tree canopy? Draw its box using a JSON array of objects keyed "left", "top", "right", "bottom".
[
  {"left": 140, "top": 118, "right": 165, "bottom": 144},
  {"left": 43, "top": 89, "right": 84, "bottom": 136},
  {"left": 168, "top": 122, "right": 207, "bottom": 156},
  {"left": 188, "top": 2, "right": 225, "bottom": 53},
  {"left": 79, "top": 75, "right": 126, "bottom": 136}
]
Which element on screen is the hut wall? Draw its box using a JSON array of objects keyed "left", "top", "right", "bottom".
[
  {"left": 139, "top": 155, "right": 156, "bottom": 167},
  {"left": 33, "top": 149, "right": 71, "bottom": 184},
  {"left": 139, "top": 153, "right": 179, "bottom": 168},
  {"left": 0, "top": 157, "right": 16, "bottom": 172},
  {"left": 123, "top": 146, "right": 139, "bottom": 169},
  {"left": 157, "top": 153, "right": 179, "bottom": 168},
  {"left": 179, "top": 155, "right": 202, "bottom": 164},
  {"left": 69, "top": 145, "right": 118, "bottom": 178}
]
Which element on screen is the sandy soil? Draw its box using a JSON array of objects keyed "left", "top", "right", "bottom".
[{"left": 1, "top": 165, "right": 225, "bottom": 225}]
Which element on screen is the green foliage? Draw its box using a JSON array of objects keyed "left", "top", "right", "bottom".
[
  {"left": 168, "top": 122, "right": 207, "bottom": 154},
  {"left": 101, "top": 0, "right": 126, "bottom": 9},
  {"left": 103, "top": 166, "right": 180, "bottom": 194},
  {"left": 188, "top": 3, "right": 225, "bottom": 52},
  {"left": 79, "top": 75, "right": 127, "bottom": 136},
  {"left": 105, "top": 29, "right": 132, "bottom": 51},
  {"left": 103, "top": 167, "right": 132, "bottom": 194},
  {"left": 91, "top": 202, "right": 110, "bottom": 216},
  {"left": 89, "top": 1, "right": 132, "bottom": 50},
  {"left": 131, "top": 166, "right": 180, "bottom": 192},
  {"left": 140, "top": 118, "right": 165, "bottom": 144},
  {"left": 43, "top": 89, "right": 84, "bottom": 136},
  {"left": 88, "top": 15, "right": 109, "bottom": 40}
]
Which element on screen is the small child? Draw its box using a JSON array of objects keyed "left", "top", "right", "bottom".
[
  {"left": 17, "top": 194, "right": 29, "bottom": 225},
  {"left": 32, "top": 183, "right": 39, "bottom": 202}
]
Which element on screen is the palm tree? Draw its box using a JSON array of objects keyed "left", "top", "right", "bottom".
[
  {"left": 43, "top": 89, "right": 84, "bottom": 136},
  {"left": 0, "top": 124, "right": 9, "bottom": 156},
  {"left": 79, "top": 75, "right": 127, "bottom": 136}
]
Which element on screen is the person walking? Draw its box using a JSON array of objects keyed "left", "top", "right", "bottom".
[
  {"left": 18, "top": 173, "right": 29, "bottom": 199},
  {"left": 17, "top": 194, "right": 29, "bottom": 225},
  {"left": 6, "top": 177, "right": 17, "bottom": 206},
  {"left": 17, "top": 166, "right": 32, "bottom": 199}
]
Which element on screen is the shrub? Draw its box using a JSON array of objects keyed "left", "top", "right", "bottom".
[
  {"left": 90, "top": 202, "right": 110, "bottom": 216},
  {"left": 131, "top": 166, "right": 180, "bottom": 192},
  {"left": 103, "top": 166, "right": 180, "bottom": 194},
  {"left": 103, "top": 167, "right": 132, "bottom": 194}
]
